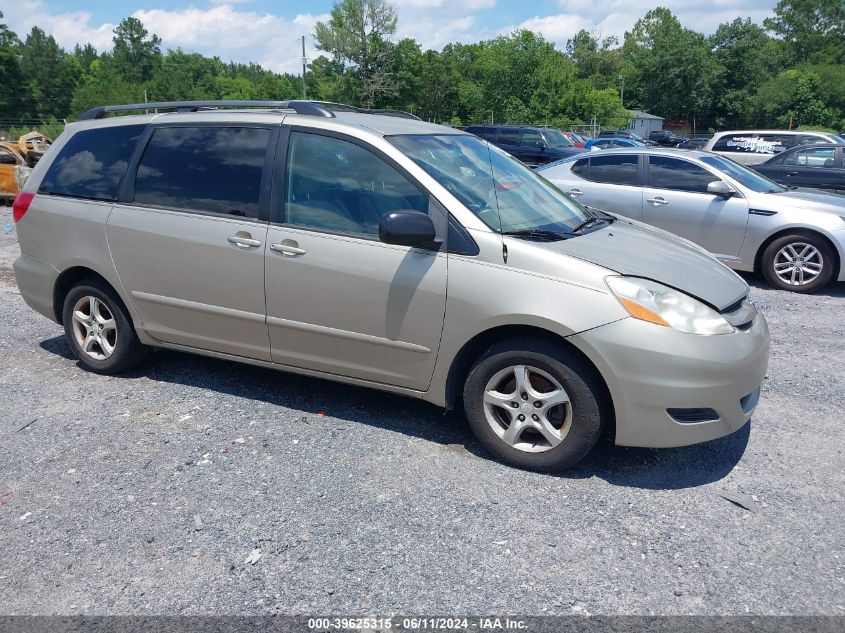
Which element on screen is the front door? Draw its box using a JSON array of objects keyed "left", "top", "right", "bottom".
[
  {"left": 108, "top": 124, "right": 275, "bottom": 360},
  {"left": 643, "top": 155, "right": 749, "bottom": 259},
  {"left": 265, "top": 129, "right": 447, "bottom": 390}
]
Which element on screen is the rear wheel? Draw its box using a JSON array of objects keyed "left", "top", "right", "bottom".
[
  {"left": 62, "top": 279, "right": 148, "bottom": 374},
  {"left": 463, "top": 337, "right": 607, "bottom": 471},
  {"left": 761, "top": 233, "right": 835, "bottom": 293}
]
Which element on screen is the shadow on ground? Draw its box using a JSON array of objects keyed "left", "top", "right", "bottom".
[
  {"left": 738, "top": 271, "right": 845, "bottom": 298},
  {"left": 40, "top": 334, "right": 749, "bottom": 491}
]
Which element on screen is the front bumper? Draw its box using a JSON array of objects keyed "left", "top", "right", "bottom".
[{"left": 571, "top": 313, "right": 770, "bottom": 448}]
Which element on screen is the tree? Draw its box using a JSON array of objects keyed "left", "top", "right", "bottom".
[
  {"left": 622, "top": 8, "right": 718, "bottom": 120},
  {"left": 20, "top": 27, "right": 79, "bottom": 119},
  {"left": 765, "top": 0, "right": 845, "bottom": 64},
  {"left": 111, "top": 17, "right": 162, "bottom": 84},
  {"left": 0, "top": 11, "right": 33, "bottom": 119},
  {"left": 314, "top": 0, "right": 398, "bottom": 107},
  {"left": 72, "top": 43, "right": 99, "bottom": 74}
]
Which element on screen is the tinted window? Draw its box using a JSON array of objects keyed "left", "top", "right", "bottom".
[
  {"left": 39, "top": 125, "right": 145, "bottom": 201},
  {"left": 133, "top": 126, "right": 271, "bottom": 218},
  {"left": 648, "top": 156, "right": 716, "bottom": 193},
  {"left": 286, "top": 132, "right": 427, "bottom": 237},
  {"left": 784, "top": 147, "right": 837, "bottom": 167},
  {"left": 497, "top": 129, "right": 520, "bottom": 145},
  {"left": 587, "top": 155, "right": 639, "bottom": 185},
  {"left": 712, "top": 134, "right": 760, "bottom": 153},
  {"left": 521, "top": 130, "right": 545, "bottom": 147},
  {"left": 571, "top": 158, "right": 589, "bottom": 179},
  {"left": 758, "top": 134, "right": 794, "bottom": 152}
]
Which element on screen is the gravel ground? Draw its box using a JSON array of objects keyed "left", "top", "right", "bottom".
[{"left": 1, "top": 201, "right": 843, "bottom": 616}]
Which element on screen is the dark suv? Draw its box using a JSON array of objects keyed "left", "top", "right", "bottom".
[
  {"left": 648, "top": 130, "right": 688, "bottom": 146},
  {"left": 464, "top": 125, "right": 582, "bottom": 166}
]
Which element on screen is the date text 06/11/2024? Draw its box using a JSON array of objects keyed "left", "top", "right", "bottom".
[{"left": 307, "top": 617, "right": 528, "bottom": 630}]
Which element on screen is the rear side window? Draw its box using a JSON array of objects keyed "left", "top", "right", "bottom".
[
  {"left": 587, "top": 155, "right": 639, "bottom": 185},
  {"left": 133, "top": 126, "right": 272, "bottom": 218},
  {"left": 571, "top": 158, "right": 588, "bottom": 179},
  {"left": 784, "top": 147, "right": 837, "bottom": 167},
  {"left": 648, "top": 156, "right": 715, "bottom": 193},
  {"left": 497, "top": 129, "right": 520, "bottom": 145},
  {"left": 712, "top": 134, "right": 756, "bottom": 153},
  {"left": 38, "top": 125, "right": 145, "bottom": 201}
]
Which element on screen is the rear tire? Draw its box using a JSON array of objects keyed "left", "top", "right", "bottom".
[
  {"left": 761, "top": 233, "right": 835, "bottom": 293},
  {"left": 463, "top": 337, "right": 607, "bottom": 471},
  {"left": 62, "top": 279, "right": 148, "bottom": 374}
]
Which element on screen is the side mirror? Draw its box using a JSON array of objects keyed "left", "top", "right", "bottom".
[
  {"left": 379, "top": 210, "right": 438, "bottom": 248},
  {"left": 707, "top": 180, "right": 735, "bottom": 197}
]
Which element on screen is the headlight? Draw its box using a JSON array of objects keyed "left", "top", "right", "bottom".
[{"left": 605, "top": 276, "right": 734, "bottom": 335}]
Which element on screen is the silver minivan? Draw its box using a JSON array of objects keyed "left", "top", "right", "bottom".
[
  {"left": 704, "top": 130, "right": 845, "bottom": 165},
  {"left": 12, "top": 100, "right": 769, "bottom": 471}
]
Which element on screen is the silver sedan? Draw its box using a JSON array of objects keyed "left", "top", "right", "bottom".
[{"left": 539, "top": 148, "right": 845, "bottom": 293}]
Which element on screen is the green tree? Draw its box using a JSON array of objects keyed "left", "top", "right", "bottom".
[
  {"left": 765, "top": 0, "right": 845, "bottom": 64},
  {"left": 20, "top": 27, "right": 80, "bottom": 119},
  {"left": 72, "top": 43, "right": 99, "bottom": 74},
  {"left": 757, "top": 69, "right": 833, "bottom": 128},
  {"left": 314, "top": 0, "right": 398, "bottom": 107},
  {"left": 111, "top": 17, "right": 162, "bottom": 84},
  {"left": 0, "top": 11, "right": 33, "bottom": 119}
]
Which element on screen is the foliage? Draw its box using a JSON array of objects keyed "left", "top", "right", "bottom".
[{"left": 1, "top": 3, "right": 845, "bottom": 134}]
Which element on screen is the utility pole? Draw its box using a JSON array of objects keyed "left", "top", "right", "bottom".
[
  {"left": 619, "top": 74, "right": 625, "bottom": 108},
  {"left": 301, "top": 36, "right": 308, "bottom": 99}
]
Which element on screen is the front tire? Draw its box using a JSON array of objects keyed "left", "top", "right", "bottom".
[
  {"left": 761, "top": 233, "right": 835, "bottom": 293},
  {"left": 62, "top": 279, "right": 148, "bottom": 374},
  {"left": 463, "top": 337, "right": 608, "bottom": 471}
]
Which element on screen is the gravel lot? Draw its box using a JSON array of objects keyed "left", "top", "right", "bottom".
[{"left": 1, "top": 201, "right": 843, "bottom": 616}]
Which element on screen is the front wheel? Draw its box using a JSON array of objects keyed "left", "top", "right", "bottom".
[
  {"left": 62, "top": 279, "right": 149, "bottom": 374},
  {"left": 463, "top": 337, "right": 608, "bottom": 471},
  {"left": 761, "top": 233, "right": 835, "bottom": 293}
]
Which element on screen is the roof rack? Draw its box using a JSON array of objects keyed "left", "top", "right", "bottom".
[{"left": 76, "top": 100, "right": 337, "bottom": 121}]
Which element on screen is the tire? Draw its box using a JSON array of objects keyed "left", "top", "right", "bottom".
[
  {"left": 463, "top": 337, "right": 608, "bottom": 472},
  {"left": 761, "top": 233, "right": 836, "bottom": 293},
  {"left": 62, "top": 278, "right": 148, "bottom": 374}
]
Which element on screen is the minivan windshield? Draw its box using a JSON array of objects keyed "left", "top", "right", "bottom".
[
  {"left": 389, "top": 134, "right": 591, "bottom": 235},
  {"left": 699, "top": 154, "right": 786, "bottom": 193}
]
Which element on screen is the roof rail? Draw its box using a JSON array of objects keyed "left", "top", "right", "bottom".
[{"left": 76, "top": 100, "right": 336, "bottom": 121}]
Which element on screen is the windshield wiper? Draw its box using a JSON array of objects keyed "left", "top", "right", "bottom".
[
  {"left": 501, "top": 229, "right": 571, "bottom": 241},
  {"left": 571, "top": 216, "right": 609, "bottom": 233}
]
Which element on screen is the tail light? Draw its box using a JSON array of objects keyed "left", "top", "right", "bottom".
[{"left": 12, "top": 192, "right": 34, "bottom": 223}]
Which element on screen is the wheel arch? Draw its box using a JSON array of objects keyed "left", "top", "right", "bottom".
[
  {"left": 53, "top": 266, "right": 133, "bottom": 326},
  {"left": 754, "top": 227, "right": 841, "bottom": 279},
  {"left": 443, "top": 324, "right": 616, "bottom": 437}
]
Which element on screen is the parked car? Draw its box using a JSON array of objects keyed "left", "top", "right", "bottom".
[
  {"left": 676, "top": 138, "right": 709, "bottom": 150},
  {"left": 13, "top": 100, "right": 769, "bottom": 472},
  {"left": 0, "top": 142, "right": 28, "bottom": 202},
  {"left": 649, "top": 130, "right": 688, "bottom": 146},
  {"left": 598, "top": 130, "right": 656, "bottom": 145},
  {"left": 561, "top": 131, "right": 585, "bottom": 148},
  {"left": 539, "top": 147, "right": 845, "bottom": 293},
  {"left": 585, "top": 138, "right": 645, "bottom": 151},
  {"left": 464, "top": 125, "right": 582, "bottom": 166},
  {"left": 753, "top": 144, "right": 845, "bottom": 194},
  {"left": 704, "top": 130, "right": 845, "bottom": 165}
]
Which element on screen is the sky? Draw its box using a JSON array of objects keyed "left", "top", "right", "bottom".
[{"left": 0, "top": 0, "right": 779, "bottom": 75}]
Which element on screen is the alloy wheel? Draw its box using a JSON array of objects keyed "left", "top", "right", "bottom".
[
  {"left": 71, "top": 295, "right": 117, "bottom": 360},
  {"left": 482, "top": 364, "right": 572, "bottom": 453},
  {"left": 772, "top": 242, "right": 824, "bottom": 287}
]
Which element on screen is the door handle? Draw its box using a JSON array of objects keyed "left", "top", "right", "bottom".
[
  {"left": 270, "top": 242, "right": 307, "bottom": 256},
  {"left": 647, "top": 197, "right": 668, "bottom": 206},
  {"left": 227, "top": 234, "right": 261, "bottom": 248},
  {"left": 785, "top": 171, "right": 798, "bottom": 177},
  {"left": 568, "top": 188, "right": 583, "bottom": 197}
]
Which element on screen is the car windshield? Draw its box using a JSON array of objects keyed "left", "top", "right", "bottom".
[
  {"left": 700, "top": 155, "right": 786, "bottom": 193},
  {"left": 389, "top": 134, "right": 591, "bottom": 234},
  {"left": 629, "top": 133, "right": 647, "bottom": 142},
  {"left": 831, "top": 135, "right": 845, "bottom": 143},
  {"left": 542, "top": 130, "right": 573, "bottom": 148}
]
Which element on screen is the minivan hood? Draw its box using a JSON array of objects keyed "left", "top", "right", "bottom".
[{"left": 537, "top": 220, "right": 749, "bottom": 310}]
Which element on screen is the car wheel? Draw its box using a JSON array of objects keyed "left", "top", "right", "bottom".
[
  {"left": 62, "top": 279, "right": 148, "bottom": 374},
  {"left": 463, "top": 337, "right": 607, "bottom": 471},
  {"left": 761, "top": 233, "right": 835, "bottom": 293}
]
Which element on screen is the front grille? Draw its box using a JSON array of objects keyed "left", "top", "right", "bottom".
[{"left": 667, "top": 408, "right": 720, "bottom": 423}]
